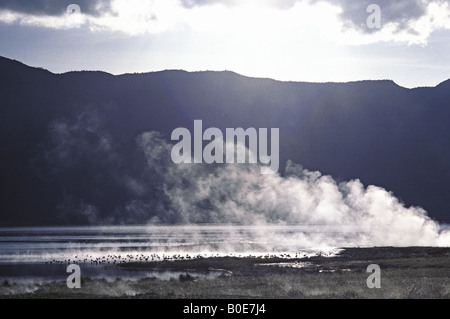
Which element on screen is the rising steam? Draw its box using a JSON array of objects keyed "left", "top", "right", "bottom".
[
  {"left": 137, "top": 131, "right": 450, "bottom": 247},
  {"left": 44, "top": 108, "right": 450, "bottom": 248}
]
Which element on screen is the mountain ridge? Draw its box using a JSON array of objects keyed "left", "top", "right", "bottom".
[
  {"left": 1, "top": 55, "right": 436, "bottom": 89},
  {"left": 1, "top": 56, "right": 450, "bottom": 225}
]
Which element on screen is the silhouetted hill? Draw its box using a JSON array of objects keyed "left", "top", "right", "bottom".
[{"left": 0, "top": 56, "right": 449, "bottom": 225}]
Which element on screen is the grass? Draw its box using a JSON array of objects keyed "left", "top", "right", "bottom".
[{"left": 1, "top": 247, "right": 449, "bottom": 299}]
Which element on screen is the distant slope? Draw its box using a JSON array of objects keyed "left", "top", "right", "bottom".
[{"left": 1, "top": 56, "right": 449, "bottom": 225}]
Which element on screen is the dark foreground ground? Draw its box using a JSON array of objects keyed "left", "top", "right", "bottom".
[{"left": 1, "top": 247, "right": 449, "bottom": 299}]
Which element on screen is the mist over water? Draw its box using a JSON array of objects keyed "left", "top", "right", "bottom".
[
  {"left": 3, "top": 128, "right": 448, "bottom": 288},
  {"left": 136, "top": 132, "right": 450, "bottom": 247},
  {"left": 40, "top": 108, "right": 450, "bottom": 249},
  {"left": 0, "top": 225, "right": 342, "bottom": 283},
  {"left": 38, "top": 125, "right": 450, "bottom": 248},
  {"left": 0, "top": 225, "right": 343, "bottom": 264}
]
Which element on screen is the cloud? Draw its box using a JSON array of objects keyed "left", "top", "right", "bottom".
[
  {"left": 177, "top": 0, "right": 450, "bottom": 45},
  {"left": 0, "top": 0, "right": 112, "bottom": 17},
  {"left": 306, "top": 0, "right": 428, "bottom": 29},
  {"left": 314, "top": 0, "right": 450, "bottom": 44},
  {"left": 180, "top": 0, "right": 236, "bottom": 8},
  {"left": 1, "top": 0, "right": 448, "bottom": 45},
  {"left": 179, "top": 0, "right": 441, "bottom": 28},
  {"left": 0, "top": 0, "right": 182, "bottom": 33}
]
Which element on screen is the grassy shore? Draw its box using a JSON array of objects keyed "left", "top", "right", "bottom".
[{"left": 1, "top": 247, "right": 449, "bottom": 299}]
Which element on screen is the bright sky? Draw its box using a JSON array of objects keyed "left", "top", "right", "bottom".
[{"left": 1, "top": 0, "right": 450, "bottom": 88}]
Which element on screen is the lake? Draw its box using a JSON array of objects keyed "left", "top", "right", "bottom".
[{"left": 0, "top": 225, "right": 344, "bottom": 283}]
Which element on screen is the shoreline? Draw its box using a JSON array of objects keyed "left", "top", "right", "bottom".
[{"left": 1, "top": 247, "right": 449, "bottom": 299}]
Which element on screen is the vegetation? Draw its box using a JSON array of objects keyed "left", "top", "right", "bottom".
[{"left": 1, "top": 247, "right": 448, "bottom": 299}]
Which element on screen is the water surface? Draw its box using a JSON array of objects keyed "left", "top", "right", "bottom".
[{"left": 0, "top": 225, "right": 344, "bottom": 283}]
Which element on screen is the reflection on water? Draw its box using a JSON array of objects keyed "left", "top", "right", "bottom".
[
  {"left": 0, "top": 225, "right": 344, "bottom": 283},
  {"left": 0, "top": 225, "right": 346, "bottom": 263}
]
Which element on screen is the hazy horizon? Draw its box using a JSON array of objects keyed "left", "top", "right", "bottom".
[{"left": 3, "top": 55, "right": 450, "bottom": 91}]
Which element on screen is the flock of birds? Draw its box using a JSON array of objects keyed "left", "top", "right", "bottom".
[
  {"left": 42, "top": 251, "right": 329, "bottom": 265},
  {"left": 44, "top": 253, "right": 199, "bottom": 265}
]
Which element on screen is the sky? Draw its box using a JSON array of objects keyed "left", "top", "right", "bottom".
[{"left": 0, "top": 0, "right": 450, "bottom": 88}]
